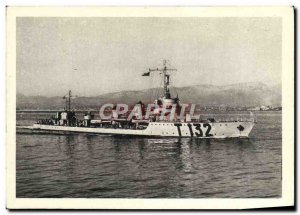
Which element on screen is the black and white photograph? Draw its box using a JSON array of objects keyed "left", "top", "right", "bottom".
[{"left": 6, "top": 6, "right": 294, "bottom": 209}]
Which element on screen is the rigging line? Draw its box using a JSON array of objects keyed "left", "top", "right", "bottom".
[
  {"left": 148, "top": 75, "right": 151, "bottom": 104},
  {"left": 154, "top": 76, "right": 159, "bottom": 100},
  {"left": 148, "top": 71, "right": 157, "bottom": 103},
  {"left": 168, "top": 69, "right": 177, "bottom": 99},
  {"left": 149, "top": 72, "right": 155, "bottom": 103},
  {"left": 151, "top": 79, "right": 155, "bottom": 103},
  {"left": 152, "top": 72, "right": 158, "bottom": 102},
  {"left": 155, "top": 75, "right": 163, "bottom": 100},
  {"left": 154, "top": 74, "right": 162, "bottom": 100},
  {"left": 153, "top": 76, "right": 158, "bottom": 101},
  {"left": 146, "top": 73, "right": 151, "bottom": 103},
  {"left": 152, "top": 73, "right": 157, "bottom": 101}
]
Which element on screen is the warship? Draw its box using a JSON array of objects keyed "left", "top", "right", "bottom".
[{"left": 20, "top": 61, "right": 256, "bottom": 138}]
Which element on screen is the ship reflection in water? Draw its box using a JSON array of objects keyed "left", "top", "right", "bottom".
[{"left": 16, "top": 112, "right": 281, "bottom": 198}]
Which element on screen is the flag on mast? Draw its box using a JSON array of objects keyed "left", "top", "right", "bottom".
[{"left": 142, "top": 71, "right": 150, "bottom": 76}]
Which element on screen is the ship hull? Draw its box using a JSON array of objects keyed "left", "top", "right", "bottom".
[{"left": 31, "top": 121, "right": 255, "bottom": 138}]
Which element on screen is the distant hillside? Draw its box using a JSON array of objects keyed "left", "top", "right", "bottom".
[{"left": 17, "top": 82, "right": 281, "bottom": 110}]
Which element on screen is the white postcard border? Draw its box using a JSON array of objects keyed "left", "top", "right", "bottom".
[{"left": 6, "top": 6, "right": 294, "bottom": 209}]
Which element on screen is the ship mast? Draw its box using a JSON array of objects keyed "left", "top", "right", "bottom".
[
  {"left": 68, "top": 90, "right": 71, "bottom": 111},
  {"left": 62, "top": 90, "right": 73, "bottom": 111},
  {"left": 146, "top": 60, "right": 177, "bottom": 99}
]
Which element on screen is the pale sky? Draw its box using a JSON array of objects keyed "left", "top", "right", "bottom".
[{"left": 17, "top": 17, "right": 282, "bottom": 97}]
